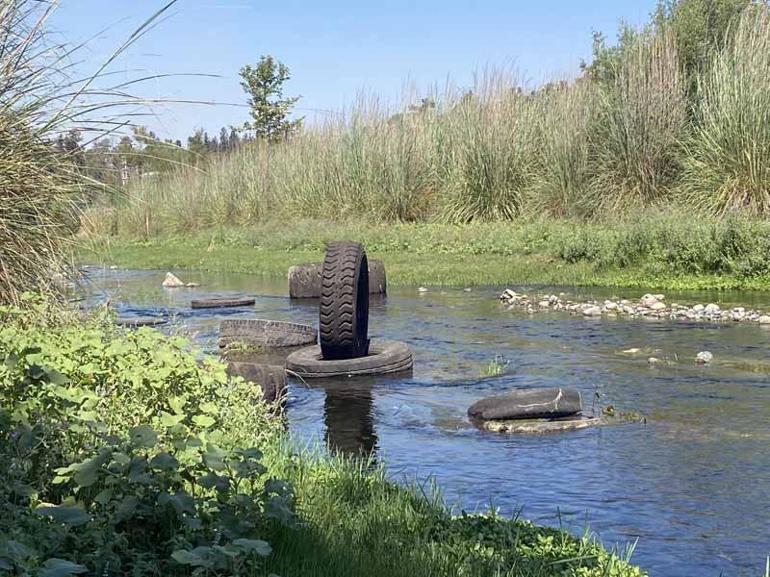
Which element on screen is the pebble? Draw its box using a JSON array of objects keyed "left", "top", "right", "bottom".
[{"left": 497, "top": 290, "right": 768, "bottom": 326}]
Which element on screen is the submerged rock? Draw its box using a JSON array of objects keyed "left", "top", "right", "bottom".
[{"left": 468, "top": 387, "right": 582, "bottom": 421}]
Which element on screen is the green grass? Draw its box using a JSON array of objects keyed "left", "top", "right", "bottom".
[
  {"left": 261, "top": 446, "right": 644, "bottom": 577},
  {"left": 79, "top": 217, "right": 770, "bottom": 290}
]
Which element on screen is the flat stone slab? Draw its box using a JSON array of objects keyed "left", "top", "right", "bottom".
[
  {"left": 288, "top": 259, "right": 386, "bottom": 299},
  {"left": 219, "top": 319, "right": 317, "bottom": 349},
  {"left": 191, "top": 297, "right": 255, "bottom": 310},
  {"left": 115, "top": 316, "right": 168, "bottom": 327},
  {"left": 468, "top": 387, "right": 582, "bottom": 421}
]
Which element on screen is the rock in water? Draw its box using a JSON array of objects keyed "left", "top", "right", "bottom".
[
  {"left": 468, "top": 388, "right": 582, "bottom": 421},
  {"left": 162, "top": 272, "right": 185, "bottom": 288},
  {"left": 696, "top": 351, "right": 713, "bottom": 365}
]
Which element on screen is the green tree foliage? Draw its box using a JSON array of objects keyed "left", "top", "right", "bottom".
[
  {"left": 239, "top": 55, "right": 302, "bottom": 140},
  {"left": 654, "top": 0, "right": 751, "bottom": 80}
]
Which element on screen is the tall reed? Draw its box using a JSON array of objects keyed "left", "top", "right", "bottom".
[
  {"left": 0, "top": 0, "right": 178, "bottom": 302},
  {"left": 0, "top": 0, "right": 79, "bottom": 302},
  {"left": 587, "top": 28, "right": 687, "bottom": 214},
  {"left": 680, "top": 4, "right": 770, "bottom": 215},
  {"left": 530, "top": 80, "right": 595, "bottom": 218}
]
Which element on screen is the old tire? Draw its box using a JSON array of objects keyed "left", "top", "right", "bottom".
[
  {"left": 191, "top": 297, "right": 255, "bottom": 309},
  {"left": 286, "top": 339, "right": 412, "bottom": 378},
  {"left": 289, "top": 260, "right": 386, "bottom": 299},
  {"left": 319, "top": 241, "right": 369, "bottom": 359},
  {"left": 288, "top": 263, "right": 323, "bottom": 299},
  {"left": 219, "top": 319, "right": 317, "bottom": 349},
  {"left": 225, "top": 362, "right": 286, "bottom": 407},
  {"left": 115, "top": 316, "right": 168, "bottom": 328}
]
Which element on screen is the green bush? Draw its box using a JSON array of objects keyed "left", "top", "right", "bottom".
[{"left": 0, "top": 296, "right": 289, "bottom": 576}]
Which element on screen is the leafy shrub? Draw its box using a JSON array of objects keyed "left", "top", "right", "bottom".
[{"left": 0, "top": 297, "right": 290, "bottom": 576}]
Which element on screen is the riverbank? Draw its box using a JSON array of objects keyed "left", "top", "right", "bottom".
[
  {"left": 0, "top": 297, "right": 644, "bottom": 576},
  {"left": 79, "top": 218, "right": 770, "bottom": 290}
]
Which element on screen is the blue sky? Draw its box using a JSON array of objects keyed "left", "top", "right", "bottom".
[{"left": 50, "top": 0, "right": 656, "bottom": 141}]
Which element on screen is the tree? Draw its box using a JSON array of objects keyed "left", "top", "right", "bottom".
[
  {"left": 219, "top": 127, "right": 230, "bottom": 152},
  {"left": 239, "top": 55, "right": 302, "bottom": 140}
]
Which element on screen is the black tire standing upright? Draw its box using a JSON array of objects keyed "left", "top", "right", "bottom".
[{"left": 319, "top": 241, "right": 370, "bottom": 360}]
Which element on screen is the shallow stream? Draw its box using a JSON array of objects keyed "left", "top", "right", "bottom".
[{"left": 80, "top": 267, "right": 770, "bottom": 577}]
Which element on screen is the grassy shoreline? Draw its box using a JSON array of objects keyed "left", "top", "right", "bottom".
[
  {"left": 0, "top": 298, "right": 644, "bottom": 576},
  {"left": 79, "top": 219, "right": 770, "bottom": 290}
]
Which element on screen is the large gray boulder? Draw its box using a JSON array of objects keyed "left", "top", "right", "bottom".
[
  {"left": 288, "top": 259, "right": 386, "bottom": 299},
  {"left": 468, "top": 387, "right": 582, "bottom": 421}
]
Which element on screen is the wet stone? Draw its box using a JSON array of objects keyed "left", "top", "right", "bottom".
[{"left": 468, "top": 387, "right": 582, "bottom": 421}]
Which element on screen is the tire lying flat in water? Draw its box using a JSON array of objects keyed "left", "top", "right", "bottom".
[
  {"left": 319, "top": 241, "right": 369, "bottom": 360},
  {"left": 115, "top": 316, "right": 168, "bottom": 327},
  {"left": 468, "top": 387, "right": 582, "bottom": 421},
  {"left": 288, "top": 259, "right": 386, "bottom": 299},
  {"left": 191, "top": 297, "right": 256, "bottom": 310},
  {"left": 286, "top": 339, "right": 412, "bottom": 378},
  {"left": 219, "top": 319, "right": 317, "bottom": 349}
]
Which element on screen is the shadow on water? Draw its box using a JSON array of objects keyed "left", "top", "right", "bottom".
[
  {"left": 312, "top": 376, "right": 379, "bottom": 458},
  {"left": 78, "top": 266, "right": 770, "bottom": 577}
]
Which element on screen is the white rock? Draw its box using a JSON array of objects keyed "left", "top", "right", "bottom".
[
  {"left": 464, "top": 287, "right": 472, "bottom": 292},
  {"left": 538, "top": 300, "right": 550, "bottom": 308},
  {"left": 705, "top": 303, "right": 720, "bottom": 314},
  {"left": 696, "top": 351, "right": 713, "bottom": 364},
  {"left": 623, "top": 348, "right": 641, "bottom": 354},
  {"left": 582, "top": 306, "right": 602, "bottom": 316},
  {"left": 604, "top": 300, "right": 618, "bottom": 310},
  {"left": 162, "top": 272, "right": 185, "bottom": 288},
  {"left": 418, "top": 287, "right": 428, "bottom": 293},
  {"left": 648, "top": 357, "right": 663, "bottom": 365},
  {"left": 640, "top": 294, "right": 659, "bottom": 307},
  {"left": 650, "top": 301, "right": 667, "bottom": 311},
  {"left": 185, "top": 282, "right": 199, "bottom": 288},
  {"left": 654, "top": 294, "right": 665, "bottom": 301},
  {"left": 758, "top": 315, "right": 770, "bottom": 324},
  {"left": 693, "top": 304, "right": 705, "bottom": 313},
  {"left": 109, "top": 265, "right": 118, "bottom": 270}
]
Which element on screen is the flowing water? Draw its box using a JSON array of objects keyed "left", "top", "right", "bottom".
[{"left": 80, "top": 267, "right": 770, "bottom": 577}]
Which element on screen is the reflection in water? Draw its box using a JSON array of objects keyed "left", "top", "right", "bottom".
[{"left": 321, "top": 378, "right": 378, "bottom": 458}]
